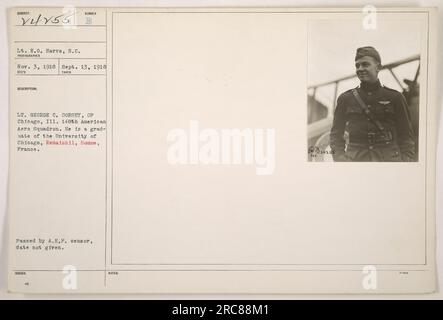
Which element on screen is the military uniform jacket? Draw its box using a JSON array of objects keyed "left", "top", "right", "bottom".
[{"left": 330, "top": 80, "right": 415, "bottom": 162}]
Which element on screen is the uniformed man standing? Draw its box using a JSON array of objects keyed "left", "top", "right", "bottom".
[{"left": 329, "top": 46, "right": 416, "bottom": 162}]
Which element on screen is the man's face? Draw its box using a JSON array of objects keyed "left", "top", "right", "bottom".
[{"left": 355, "top": 56, "right": 380, "bottom": 83}]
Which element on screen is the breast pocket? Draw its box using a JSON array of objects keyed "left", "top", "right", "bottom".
[
  {"left": 375, "top": 103, "right": 395, "bottom": 115},
  {"left": 345, "top": 105, "right": 363, "bottom": 115}
]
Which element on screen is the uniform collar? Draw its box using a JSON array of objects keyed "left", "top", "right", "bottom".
[{"left": 359, "top": 79, "right": 382, "bottom": 92}]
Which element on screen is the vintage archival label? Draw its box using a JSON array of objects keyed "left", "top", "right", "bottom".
[{"left": 7, "top": 7, "right": 438, "bottom": 293}]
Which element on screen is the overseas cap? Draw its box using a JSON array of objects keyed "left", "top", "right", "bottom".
[{"left": 355, "top": 46, "right": 381, "bottom": 64}]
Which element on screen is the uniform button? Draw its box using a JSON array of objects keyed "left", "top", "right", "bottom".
[{"left": 369, "top": 146, "right": 374, "bottom": 150}]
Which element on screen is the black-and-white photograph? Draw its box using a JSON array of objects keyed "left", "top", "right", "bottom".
[{"left": 307, "top": 19, "right": 421, "bottom": 162}]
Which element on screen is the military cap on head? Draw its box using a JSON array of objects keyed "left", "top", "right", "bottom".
[{"left": 355, "top": 46, "right": 381, "bottom": 64}]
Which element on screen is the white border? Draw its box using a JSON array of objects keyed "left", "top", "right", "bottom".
[{"left": 0, "top": 0, "right": 442, "bottom": 299}]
